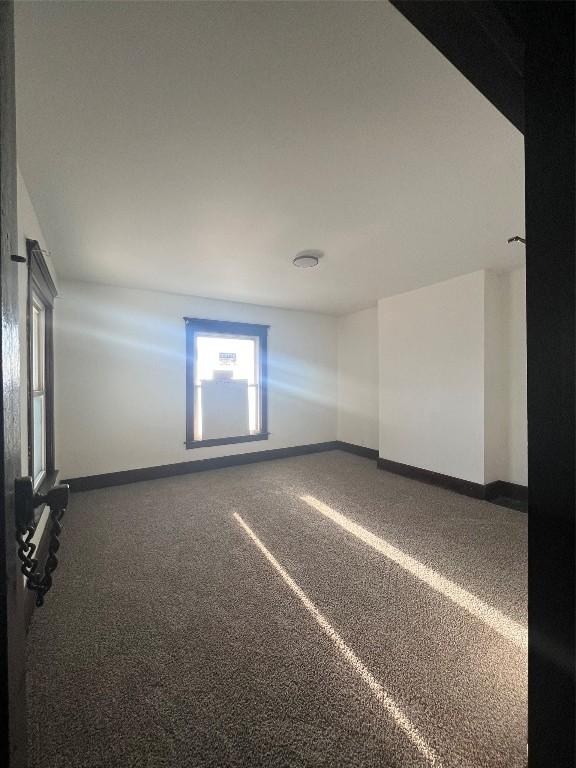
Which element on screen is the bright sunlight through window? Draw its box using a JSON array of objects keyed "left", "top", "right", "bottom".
[
  {"left": 195, "top": 335, "right": 259, "bottom": 440},
  {"left": 185, "top": 318, "right": 268, "bottom": 448}
]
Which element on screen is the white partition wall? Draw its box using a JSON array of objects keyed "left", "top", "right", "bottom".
[
  {"left": 506, "top": 268, "right": 528, "bottom": 485},
  {"left": 337, "top": 306, "right": 379, "bottom": 451},
  {"left": 378, "top": 269, "right": 527, "bottom": 486},
  {"left": 378, "top": 271, "right": 487, "bottom": 484}
]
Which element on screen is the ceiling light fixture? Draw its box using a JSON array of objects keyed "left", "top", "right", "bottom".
[{"left": 293, "top": 250, "right": 322, "bottom": 268}]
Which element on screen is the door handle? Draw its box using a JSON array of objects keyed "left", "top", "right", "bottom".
[{"left": 14, "top": 477, "right": 69, "bottom": 606}]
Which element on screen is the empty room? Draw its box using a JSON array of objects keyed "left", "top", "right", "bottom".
[{"left": 1, "top": 2, "right": 574, "bottom": 768}]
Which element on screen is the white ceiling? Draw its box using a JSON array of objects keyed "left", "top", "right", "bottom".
[{"left": 15, "top": 1, "right": 524, "bottom": 316}]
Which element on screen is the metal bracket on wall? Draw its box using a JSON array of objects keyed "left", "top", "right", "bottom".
[{"left": 14, "top": 477, "right": 69, "bottom": 607}]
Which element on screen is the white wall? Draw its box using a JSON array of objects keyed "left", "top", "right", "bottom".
[
  {"left": 506, "top": 267, "right": 527, "bottom": 485},
  {"left": 337, "top": 306, "right": 379, "bottom": 450},
  {"left": 55, "top": 281, "right": 338, "bottom": 479},
  {"left": 378, "top": 268, "right": 527, "bottom": 487},
  {"left": 484, "top": 267, "right": 528, "bottom": 486},
  {"left": 483, "top": 270, "right": 508, "bottom": 484},
  {"left": 378, "top": 271, "right": 486, "bottom": 484}
]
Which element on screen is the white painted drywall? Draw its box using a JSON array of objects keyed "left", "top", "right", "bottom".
[
  {"left": 55, "top": 281, "right": 337, "bottom": 479},
  {"left": 485, "top": 266, "right": 528, "bottom": 486},
  {"left": 337, "top": 306, "right": 379, "bottom": 450},
  {"left": 483, "top": 270, "right": 508, "bottom": 484},
  {"left": 505, "top": 267, "right": 527, "bottom": 485},
  {"left": 378, "top": 271, "right": 487, "bottom": 484},
  {"left": 378, "top": 268, "right": 527, "bottom": 487}
]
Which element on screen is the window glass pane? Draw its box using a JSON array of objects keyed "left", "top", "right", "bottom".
[
  {"left": 33, "top": 394, "right": 46, "bottom": 484},
  {"left": 32, "top": 297, "right": 45, "bottom": 392},
  {"left": 32, "top": 304, "right": 40, "bottom": 390},
  {"left": 195, "top": 335, "right": 257, "bottom": 385},
  {"left": 195, "top": 334, "right": 260, "bottom": 439}
]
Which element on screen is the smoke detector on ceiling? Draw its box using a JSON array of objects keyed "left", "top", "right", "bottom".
[{"left": 293, "top": 250, "right": 323, "bottom": 268}]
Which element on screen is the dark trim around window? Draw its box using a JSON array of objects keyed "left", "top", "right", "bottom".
[
  {"left": 26, "top": 239, "right": 57, "bottom": 496},
  {"left": 184, "top": 317, "right": 269, "bottom": 449}
]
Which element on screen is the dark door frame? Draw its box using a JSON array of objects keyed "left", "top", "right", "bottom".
[
  {"left": 0, "top": 1, "right": 27, "bottom": 766},
  {"left": 392, "top": 2, "right": 575, "bottom": 765}
]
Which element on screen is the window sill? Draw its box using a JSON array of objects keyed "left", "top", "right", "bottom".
[{"left": 186, "top": 433, "right": 270, "bottom": 450}]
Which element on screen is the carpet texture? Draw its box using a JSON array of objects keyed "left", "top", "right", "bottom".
[{"left": 26, "top": 451, "right": 527, "bottom": 768}]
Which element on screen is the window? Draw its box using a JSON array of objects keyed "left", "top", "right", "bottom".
[
  {"left": 26, "top": 239, "right": 57, "bottom": 491},
  {"left": 31, "top": 296, "right": 46, "bottom": 485},
  {"left": 185, "top": 318, "right": 269, "bottom": 448}
]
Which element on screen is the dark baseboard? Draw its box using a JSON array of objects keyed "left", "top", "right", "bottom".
[
  {"left": 485, "top": 480, "right": 529, "bottom": 504},
  {"left": 486, "top": 480, "right": 528, "bottom": 512},
  {"left": 65, "top": 441, "right": 341, "bottom": 492},
  {"left": 377, "top": 457, "right": 528, "bottom": 510},
  {"left": 66, "top": 442, "right": 527, "bottom": 512},
  {"left": 377, "top": 457, "right": 487, "bottom": 499},
  {"left": 335, "top": 441, "right": 379, "bottom": 460}
]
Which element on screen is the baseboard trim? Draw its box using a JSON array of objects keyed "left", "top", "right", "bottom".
[
  {"left": 377, "top": 457, "right": 486, "bottom": 499},
  {"left": 65, "top": 442, "right": 527, "bottom": 508},
  {"left": 335, "top": 441, "right": 379, "bottom": 460},
  {"left": 377, "top": 457, "right": 528, "bottom": 508},
  {"left": 65, "top": 441, "right": 341, "bottom": 492},
  {"left": 485, "top": 480, "right": 529, "bottom": 504}
]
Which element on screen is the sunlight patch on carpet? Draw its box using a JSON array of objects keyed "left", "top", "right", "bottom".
[
  {"left": 300, "top": 494, "right": 527, "bottom": 651},
  {"left": 233, "top": 511, "right": 443, "bottom": 768}
]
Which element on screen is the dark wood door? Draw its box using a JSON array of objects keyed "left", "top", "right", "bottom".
[{"left": 0, "top": 2, "right": 28, "bottom": 765}]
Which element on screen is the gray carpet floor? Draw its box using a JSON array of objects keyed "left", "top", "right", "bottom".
[{"left": 26, "top": 451, "right": 527, "bottom": 768}]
